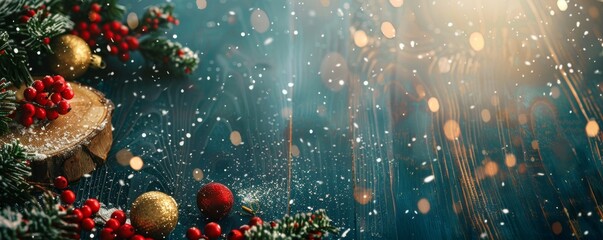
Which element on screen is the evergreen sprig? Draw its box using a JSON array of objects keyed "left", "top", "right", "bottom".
[
  {"left": 0, "top": 0, "right": 73, "bottom": 87},
  {"left": 0, "top": 194, "right": 77, "bottom": 240},
  {"left": 0, "top": 141, "right": 33, "bottom": 207},
  {"left": 139, "top": 36, "right": 199, "bottom": 75},
  {"left": 246, "top": 209, "right": 339, "bottom": 240},
  {"left": 0, "top": 80, "right": 17, "bottom": 134}
]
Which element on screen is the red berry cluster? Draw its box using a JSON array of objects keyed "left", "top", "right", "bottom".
[
  {"left": 139, "top": 6, "right": 179, "bottom": 34},
  {"left": 54, "top": 176, "right": 154, "bottom": 240},
  {"left": 12, "top": 75, "right": 73, "bottom": 127},
  {"left": 70, "top": 1, "right": 140, "bottom": 62},
  {"left": 19, "top": 4, "right": 49, "bottom": 23},
  {"left": 99, "top": 210, "right": 151, "bottom": 240},
  {"left": 54, "top": 176, "right": 101, "bottom": 239},
  {"left": 186, "top": 217, "right": 263, "bottom": 240}
]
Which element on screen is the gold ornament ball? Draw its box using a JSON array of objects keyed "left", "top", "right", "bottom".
[
  {"left": 130, "top": 191, "right": 179, "bottom": 239},
  {"left": 48, "top": 34, "right": 104, "bottom": 79}
]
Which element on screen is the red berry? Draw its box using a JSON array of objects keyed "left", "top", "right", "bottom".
[
  {"left": 81, "top": 218, "right": 95, "bottom": 231},
  {"left": 20, "top": 116, "right": 33, "bottom": 127},
  {"left": 103, "top": 31, "right": 114, "bottom": 41},
  {"left": 174, "top": 19, "right": 180, "bottom": 25},
  {"left": 80, "top": 31, "right": 91, "bottom": 41},
  {"left": 116, "top": 224, "right": 135, "bottom": 239},
  {"left": 90, "top": 3, "right": 101, "bottom": 12},
  {"left": 108, "top": 45, "right": 118, "bottom": 55},
  {"left": 248, "top": 216, "right": 263, "bottom": 226},
  {"left": 112, "top": 34, "right": 122, "bottom": 42},
  {"left": 61, "top": 88, "right": 74, "bottom": 100},
  {"left": 130, "top": 235, "right": 145, "bottom": 240},
  {"left": 110, "top": 210, "right": 126, "bottom": 224},
  {"left": 104, "top": 218, "right": 121, "bottom": 230},
  {"left": 34, "top": 92, "right": 48, "bottom": 105},
  {"left": 61, "top": 190, "right": 76, "bottom": 204},
  {"left": 227, "top": 229, "right": 244, "bottom": 240},
  {"left": 204, "top": 222, "right": 221, "bottom": 239},
  {"left": 89, "top": 12, "right": 101, "bottom": 23},
  {"left": 270, "top": 221, "right": 277, "bottom": 228},
  {"left": 118, "top": 41, "right": 129, "bottom": 52},
  {"left": 238, "top": 225, "right": 250, "bottom": 232},
  {"left": 77, "top": 22, "right": 88, "bottom": 31},
  {"left": 72, "top": 5, "right": 81, "bottom": 13},
  {"left": 102, "top": 23, "right": 111, "bottom": 32},
  {"left": 50, "top": 93, "right": 62, "bottom": 104},
  {"left": 167, "top": 15, "right": 174, "bottom": 23},
  {"left": 119, "top": 25, "right": 129, "bottom": 36},
  {"left": 19, "top": 16, "right": 30, "bottom": 23},
  {"left": 126, "top": 37, "right": 139, "bottom": 50},
  {"left": 119, "top": 52, "right": 130, "bottom": 62},
  {"left": 140, "top": 26, "right": 148, "bottom": 33},
  {"left": 100, "top": 228, "right": 115, "bottom": 240},
  {"left": 80, "top": 205, "right": 92, "bottom": 218},
  {"left": 57, "top": 100, "right": 70, "bottom": 115},
  {"left": 85, "top": 198, "right": 100, "bottom": 214},
  {"left": 42, "top": 37, "right": 50, "bottom": 45},
  {"left": 47, "top": 109, "right": 59, "bottom": 120},
  {"left": 32, "top": 80, "right": 44, "bottom": 92},
  {"left": 89, "top": 23, "right": 101, "bottom": 36},
  {"left": 35, "top": 107, "right": 46, "bottom": 120},
  {"left": 42, "top": 75, "right": 54, "bottom": 87},
  {"left": 110, "top": 21, "right": 122, "bottom": 31},
  {"left": 53, "top": 75, "right": 65, "bottom": 82},
  {"left": 25, "top": 9, "right": 36, "bottom": 17},
  {"left": 21, "top": 103, "right": 35, "bottom": 117},
  {"left": 87, "top": 39, "right": 96, "bottom": 47},
  {"left": 70, "top": 208, "right": 83, "bottom": 223},
  {"left": 186, "top": 227, "right": 202, "bottom": 240},
  {"left": 53, "top": 176, "right": 68, "bottom": 189}
]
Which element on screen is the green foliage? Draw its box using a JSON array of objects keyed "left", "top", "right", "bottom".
[
  {"left": 139, "top": 36, "right": 200, "bottom": 75},
  {"left": 0, "top": 0, "right": 73, "bottom": 87},
  {"left": 0, "top": 80, "right": 17, "bottom": 134},
  {"left": 246, "top": 209, "right": 339, "bottom": 240},
  {"left": 0, "top": 194, "right": 77, "bottom": 240},
  {"left": 0, "top": 141, "right": 32, "bottom": 207}
]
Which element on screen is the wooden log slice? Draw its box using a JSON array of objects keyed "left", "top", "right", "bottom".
[{"left": 0, "top": 82, "right": 114, "bottom": 183}]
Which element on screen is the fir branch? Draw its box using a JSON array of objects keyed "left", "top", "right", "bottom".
[
  {"left": 139, "top": 36, "right": 199, "bottom": 75},
  {"left": 0, "top": 141, "right": 32, "bottom": 207},
  {"left": 246, "top": 209, "right": 339, "bottom": 240},
  {"left": 0, "top": 194, "right": 77, "bottom": 240},
  {"left": 0, "top": 80, "right": 17, "bottom": 134},
  {"left": 136, "top": 4, "right": 178, "bottom": 34},
  {"left": 0, "top": 31, "right": 33, "bottom": 87},
  {"left": 19, "top": 11, "right": 74, "bottom": 52}
]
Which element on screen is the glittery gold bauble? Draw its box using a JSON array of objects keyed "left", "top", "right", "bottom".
[
  {"left": 48, "top": 34, "right": 105, "bottom": 79},
  {"left": 130, "top": 191, "right": 178, "bottom": 239}
]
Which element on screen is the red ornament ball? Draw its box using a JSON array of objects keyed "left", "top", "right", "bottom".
[
  {"left": 85, "top": 198, "right": 101, "bottom": 214},
  {"left": 227, "top": 229, "right": 244, "bottom": 240},
  {"left": 60, "top": 190, "right": 76, "bottom": 205},
  {"left": 196, "top": 182, "right": 234, "bottom": 220},
  {"left": 248, "top": 216, "right": 263, "bottom": 227},
  {"left": 116, "top": 224, "right": 135, "bottom": 239},
  {"left": 204, "top": 222, "right": 221, "bottom": 239},
  {"left": 81, "top": 218, "right": 95, "bottom": 231},
  {"left": 104, "top": 218, "right": 121, "bottom": 230},
  {"left": 110, "top": 210, "right": 127, "bottom": 225},
  {"left": 186, "top": 227, "right": 202, "bottom": 240},
  {"left": 53, "top": 176, "right": 68, "bottom": 189}
]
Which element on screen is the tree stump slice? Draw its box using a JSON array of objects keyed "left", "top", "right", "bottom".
[{"left": 0, "top": 82, "right": 114, "bottom": 183}]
